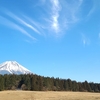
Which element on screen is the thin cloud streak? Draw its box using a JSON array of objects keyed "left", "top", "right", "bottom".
[
  {"left": 23, "top": 15, "right": 46, "bottom": 37},
  {"left": 81, "top": 33, "right": 90, "bottom": 46},
  {"left": 0, "top": 16, "right": 37, "bottom": 41},
  {"left": 23, "top": 15, "right": 44, "bottom": 33},
  {"left": 86, "top": 0, "right": 100, "bottom": 18},
  {"left": 7, "top": 12, "right": 40, "bottom": 34},
  {"left": 66, "top": 0, "right": 83, "bottom": 23},
  {"left": 15, "top": 25, "right": 37, "bottom": 41},
  {"left": 87, "top": 4, "right": 95, "bottom": 17},
  {"left": 99, "top": 33, "right": 100, "bottom": 39},
  {"left": 0, "top": 0, "right": 84, "bottom": 39}
]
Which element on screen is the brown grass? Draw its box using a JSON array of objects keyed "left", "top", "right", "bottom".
[{"left": 0, "top": 91, "right": 100, "bottom": 100}]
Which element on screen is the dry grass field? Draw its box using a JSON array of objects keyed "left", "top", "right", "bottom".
[{"left": 0, "top": 91, "right": 100, "bottom": 100}]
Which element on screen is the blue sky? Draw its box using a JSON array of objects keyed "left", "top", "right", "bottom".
[{"left": 0, "top": 0, "right": 100, "bottom": 83}]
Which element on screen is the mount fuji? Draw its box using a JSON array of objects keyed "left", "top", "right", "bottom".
[{"left": 0, "top": 61, "right": 32, "bottom": 75}]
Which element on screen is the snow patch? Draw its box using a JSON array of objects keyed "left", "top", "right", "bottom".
[{"left": 0, "top": 61, "right": 32, "bottom": 75}]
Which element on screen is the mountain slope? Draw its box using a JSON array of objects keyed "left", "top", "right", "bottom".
[{"left": 0, "top": 61, "right": 32, "bottom": 75}]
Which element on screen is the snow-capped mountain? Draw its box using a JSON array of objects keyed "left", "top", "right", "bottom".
[{"left": 0, "top": 61, "right": 32, "bottom": 75}]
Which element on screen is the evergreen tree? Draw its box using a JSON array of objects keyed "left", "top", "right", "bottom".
[{"left": 0, "top": 75, "right": 4, "bottom": 91}]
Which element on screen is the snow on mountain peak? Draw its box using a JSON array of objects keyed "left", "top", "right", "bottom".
[{"left": 0, "top": 61, "right": 32, "bottom": 75}]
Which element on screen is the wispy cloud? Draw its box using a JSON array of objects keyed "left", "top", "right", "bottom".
[
  {"left": 98, "top": 33, "right": 100, "bottom": 45},
  {"left": 44, "top": 0, "right": 83, "bottom": 37},
  {"left": 0, "top": 16, "right": 37, "bottom": 41},
  {"left": 22, "top": 15, "right": 45, "bottom": 35},
  {"left": 40, "top": 0, "right": 46, "bottom": 4},
  {"left": 64, "top": 0, "right": 83, "bottom": 23},
  {"left": 6, "top": 12, "right": 40, "bottom": 35},
  {"left": 87, "top": 0, "right": 95, "bottom": 18},
  {"left": 50, "top": 0, "right": 61, "bottom": 33},
  {"left": 86, "top": 0, "right": 99, "bottom": 19},
  {"left": 87, "top": 7, "right": 95, "bottom": 17},
  {"left": 14, "top": 25, "right": 37, "bottom": 41},
  {"left": 98, "top": 33, "right": 100, "bottom": 39},
  {"left": 0, "top": 0, "right": 84, "bottom": 39},
  {"left": 81, "top": 33, "right": 90, "bottom": 46}
]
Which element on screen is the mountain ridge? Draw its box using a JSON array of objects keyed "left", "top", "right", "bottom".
[{"left": 0, "top": 61, "right": 32, "bottom": 75}]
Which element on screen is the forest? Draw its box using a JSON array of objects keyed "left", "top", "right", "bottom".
[{"left": 0, "top": 74, "right": 100, "bottom": 92}]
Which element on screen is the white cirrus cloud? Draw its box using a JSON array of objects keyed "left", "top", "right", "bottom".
[
  {"left": 6, "top": 11, "right": 40, "bottom": 35},
  {"left": 81, "top": 33, "right": 90, "bottom": 46},
  {"left": 50, "top": 0, "right": 61, "bottom": 33},
  {"left": 43, "top": 0, "right": 84, "bottom": 37},
  {"left": 98, "top": 33, "right": 100, "bottom": 38},
  {"left": 87, "top": 0, "right": 100, "bottom": 18},
  {"left": 0, "top": 0, "right": 84, "bottom": 39},
  {"left": 22, "top": 15, "right": 45, "bottom": 35},
  {"left": 0, "top": 16, "right": 37, "bottom": 41}
]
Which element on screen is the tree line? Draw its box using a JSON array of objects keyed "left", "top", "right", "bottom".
[{"left": 0, "top": 74, "right": 100, "bottom": 92}]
